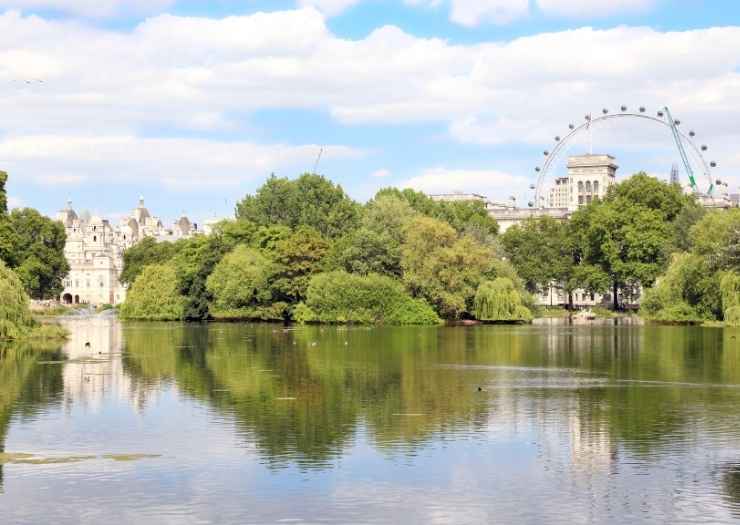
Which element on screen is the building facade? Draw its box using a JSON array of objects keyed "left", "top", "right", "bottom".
[
  {"left": 548, "top": 154, "right": 618, "bottom": 211},
  {"left": 56, "top": 198, "right": 199, "bottom": 306}
]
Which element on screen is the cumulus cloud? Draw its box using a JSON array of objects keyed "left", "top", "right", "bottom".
[
  {"left": 0, "top": 134, "right": 363, "bottom": 188},
  {"left": 402, "top": 168, "right": 530, "bottom": 201},
  {"left": 371, "top": 168, "right": 392, "bottom": 178},
  {"left": 0, "top": 9, "right": 737, "bottom": 193},
  {"left": 0, "top": 0, "right": 175, "bottom": 18}
]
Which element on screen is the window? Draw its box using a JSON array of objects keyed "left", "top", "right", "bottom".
[
  {"left": 578, "top": 181, "right": 584, "bottom": 192},
  {"left": 93, "top": 235, "right": 97, "bottom": 242},
  {"left": 578, "top": 195, "right": 584, "bottom": 205},
  {"left": 585, "top": 181, "right": 592, "bottom": 193},
  {"left": 594, "top": 181, "right": 599, "bottom": 194},
  {"left": 586, "top": 195, "right": 592, "bottom": 204}
]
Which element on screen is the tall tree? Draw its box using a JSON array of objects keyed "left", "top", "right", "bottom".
[
  {"left": 236, "top": 173, "right": 360, "bottom": 239},
  {"left": 5, "top": 209, "right": 69, "bottom": 300}
]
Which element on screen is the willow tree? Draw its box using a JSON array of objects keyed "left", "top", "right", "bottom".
[
  {"left": 473, "top": 278, "right": 533, "bottom": 323},
  {"left": 721, "top": 273, "right": 740, "bottom": 326},
  {"left": 0, "top": 261, "right": 33, "bottom": 340}
]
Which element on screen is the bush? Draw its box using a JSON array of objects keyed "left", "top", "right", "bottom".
[
  {"left": 473, "top": 278, "right": 533, "bottom": 323},
  {"left": 119, "top": 263, "right": 186, "bottom": 321},
  {"left": 653, "top": 302, "right": 705, "bottom": 324},
  {"left": 296, "top": 271, "right": 441, "bottom": 325}
]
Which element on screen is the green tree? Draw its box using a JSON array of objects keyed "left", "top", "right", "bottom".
[
  {"left": 270, "top": 226, "right": 330, "bottom": 305},
  {"left": 570, "top": 174, "right": 689, "bottom": 309},
  {"left": 326, "top": 227, "right": 401, "bottom": 277},
  {"left": 721, "top": 272, "right": 740, "bottom": 326},
  {"left": 473, "top": 278, "right": 533, "bottom": 323},
  {"left": 120, "top": 237, "right": 179, "bottom": 285},
  {"left": 120, "top": 263, "right": 185, "bottom": 321},
  {"left": 236, "top": 174, "right": 360, "bottom": 238},
  {"left": 295, "top": 270, "right": 440, "bottom": 325},
  {"left": 501, "top": 216, "right": 575, "bottom": 298},
  {"left": 171, "top": 235, "right": 223, "bottom": 321},
  {"left": 4, "top": 209, "right": 69, "bottom": 299},
  {"left": 207, "top": 245, "right": 284, "bottom": 319},
  {"left": 374, "top": 187, "right": 498, "bottom": 237},
  {"left": 690, "top": 208, "right": 740, "bottom": 272},
  {"left": 401, "top": 216, "right": 493, "bottom": 319}
]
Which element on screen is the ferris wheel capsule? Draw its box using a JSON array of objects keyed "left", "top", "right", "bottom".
[
  {"left": 602, "top": 108, "right": 609, "bottom": 114},
  {"left": 689, "top": 131, "right": 695, "bottom": 137},
  {"left": 529, "top": 184, "right": 536, "bottom": 190},
  {"left": 674, "top": 119, "right": 681, "bottom": 126},
  {"left": 535, "top": 167, "right": 541, "bottom": 172},
  {"left": 710, "top": 161, "right": 717, "bottom": 168},
  {"left": 657, "top": 110, "right": 664, "bottom": 117},
  {"left": 716, "top": 179, "right": 723, "bottom": 185},
  {"left": 585, "top": 114, "right": 591, "bottom": 121},
  {"left": 569, "top": 123, "right": 575, "bottom": 129},
  {"left": 554, "top": 136, "right": 560, "bottom": 141},
  {"left": 620, "top": 105, "right": 627, "bottom": 112},
  {"left": 528, "top": 201, "right": 534, "bottom": 208},
  {"left": 544, "top": 150, "right": 549, "bottom": 156},
  {"left": 639, "top": 106, "right": 646, "bottom": 112},
  {"left": 701, "top": 145, "right": 708, "bottom": 151}
]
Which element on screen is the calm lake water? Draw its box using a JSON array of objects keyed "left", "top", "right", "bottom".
[{"left": 1, "top": 317, "right": 739, "bottom": 524}]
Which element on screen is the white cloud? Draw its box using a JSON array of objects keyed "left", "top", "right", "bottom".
[
  {"left": 402, "top": 167, "right": 530, "bottom": 202},
  {"left": 0, "top": 9, "right": 737, "bottom": 194},
  {"left": 371, "top": 168, "right": 392, "bottom": 178},
  {"left": 0, "top": 0, "right": 175, "bottom": 18},
  {"left": 537, "top": 0, "right": 656, "bottom": 18},
  {"left": 450, "top": 0, "right": 529, "bottom": 27},
  {"left": 0, "top": 134, "right": 363, "bottom": 189},
  {"left": 297, "top": 0, "right": 361, "bottom": 16}
]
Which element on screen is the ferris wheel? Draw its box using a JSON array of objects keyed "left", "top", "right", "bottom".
[{"left": 530, "top": 106, "right": 722, "bottom": 208}]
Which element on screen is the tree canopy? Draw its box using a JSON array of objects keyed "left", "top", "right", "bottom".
[
  {"left": 236, "top": 174, "right": 360, "bottom": 239},
  {"left": 119, "top": 263, "right": 185, "bottom": 321}
]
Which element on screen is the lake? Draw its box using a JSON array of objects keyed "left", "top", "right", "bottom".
[{"left": 1, "top": 317, "right": 739, "bottom": 524}]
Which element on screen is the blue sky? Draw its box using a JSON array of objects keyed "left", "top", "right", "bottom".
[{"left": 0, "top": 0, "right": 738, "bottom": 225}]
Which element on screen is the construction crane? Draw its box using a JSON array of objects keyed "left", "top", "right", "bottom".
[{"left": 663, "top": 106, "right": 712, "bottom": 195}]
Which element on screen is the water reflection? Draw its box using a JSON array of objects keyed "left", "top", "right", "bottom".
[{"left": 0, "top": 318, "right": 738, "bottom": 523}]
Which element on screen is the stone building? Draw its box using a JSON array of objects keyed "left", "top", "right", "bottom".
[
  {"left": 56, "top": 198, "right": 198, "bottom": 306},
  {"left": 548, "top": 154, "right": 617, "bottom": 211}
]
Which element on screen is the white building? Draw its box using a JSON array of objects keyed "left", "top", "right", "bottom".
[
  {"left": 548, "top": 154, "right": 617, "bottom": 211},
  {"left": 56, "top": 198, "right": 199, "bottom": 306}
]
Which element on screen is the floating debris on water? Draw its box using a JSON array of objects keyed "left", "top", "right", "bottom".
[
  {"left": 276, "top": 397, "right": 297, "bottom": 401},
  {"left": 103, "top": 454, "right": 161, "bottom": 462}
]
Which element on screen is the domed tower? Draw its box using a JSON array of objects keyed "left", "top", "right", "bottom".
[
  {"left": 132, "top": 196, "right": 151, "bottom": 226},
  {"left": 56, "top": 200, "right": 78, "bottom": 228}
]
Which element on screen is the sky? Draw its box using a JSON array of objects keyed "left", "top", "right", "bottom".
[{"left": 0, "top": 0, "right": 738, "bottom": 225}]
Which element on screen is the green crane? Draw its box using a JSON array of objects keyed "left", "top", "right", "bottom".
[{"left": 663, "top": 106, "right": 713, "bottom": 195}]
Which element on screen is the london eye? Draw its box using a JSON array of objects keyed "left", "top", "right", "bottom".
[{"left": 530, "top": 106, "right": 721, "bottom": 208}]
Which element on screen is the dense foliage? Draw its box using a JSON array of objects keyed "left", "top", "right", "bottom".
[
  {"left": 119, "top": 263, "right": 185, "bottom": 321},
  {"left": 640, "top": 209, "right": 740, "bottom": 324},
  {"left": 502, "top": 174, "right": 707, "bottom": 311},
  {"left": 122, "top": 174, "right": 525, "bottom": 324},
  {"left": 473, "top": 278, "right": 533, "bottom": 323},
  {"left": 295, "top": 271, "right": 441, "bottom": 325}
]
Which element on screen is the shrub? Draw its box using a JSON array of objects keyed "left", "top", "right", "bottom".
[
  {"left": 473, "top": 278, "right": 533, "bottom": 323},
  {"left": 297, "top": 271, "right": 441, "bottom": 325},
  {"left": 119, "top": 263, "right": 185, "bottom": 321}
]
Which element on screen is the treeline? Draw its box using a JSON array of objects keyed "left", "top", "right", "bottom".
[
  {"left": 120, "top": 174, "right": 533, "bottom": 324},
  {"left": 501, "top": 173, "right": 739, "bottom": 325}
]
